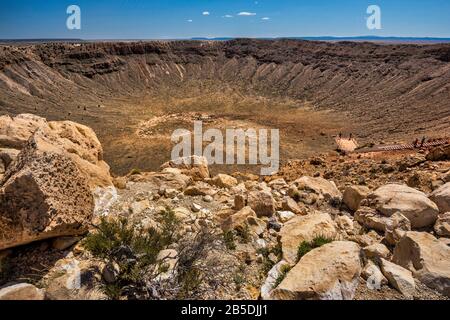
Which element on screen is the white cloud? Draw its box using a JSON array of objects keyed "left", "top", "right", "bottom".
[
  {"left": 187, "top": 19, "right": 193, "bottom": 22},
  {"left": 223, "top": 15, "right": 233, "bottom": 18},
  {"left": 262, "top": 17, "right": 270, "bottom": 20},
  {"left": 202, "top": 11, "right": 210, "bottom": 16},
  {"left": 238, "top": 12, "right": 256, "bottom": 16}
]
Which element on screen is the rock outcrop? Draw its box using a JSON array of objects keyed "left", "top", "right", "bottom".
[
  {"left": 279, "top": 212, "right": 337, "bottom": 265},
  {"left": 0, "top": 114, "right": 47, "bottom": 149},
  {"left": 430, "top": 182, "right": 450, "bottom": 213},
  {"left": 0, "top": 116, "right": 113, "bottom": 250},
  {"left": 272, "top": 241, "right": 362, "bottom": 300},
  {"left": 0, "top": 283, "right": 45, "bottom": 300},
  {"left": 392, "top": 232, "right": 450, "bottom": 296},
  {"left": 160, "top": 155, "right": 210, "bottom": 181},
  {"left": 367, "top": 184, "right": 439, "bottom": 228}
]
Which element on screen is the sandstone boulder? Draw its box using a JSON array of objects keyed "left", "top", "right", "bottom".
[
  {"left": 271, "top": 241, "right": 362, "bottom": 300},
  {"left": 282, "top": 197, "right": 306, "bottom": 215},
  {"left": 426, "top": 144, "right": 450, "bottom": 161},
  {"left": 362, "top": 260, "right": 388, "bottom": 288},
  {"left": 367, "top": 184, "right": 439, "bottom": 228},
  {"left": 289, "top": 176, "right": 342, "bottom": 205},
  {"left": 221, "top": 206, "right": 257, "bottom": 233},
  {"left": 247, "top": 190, "right": 275, "bottom": 217},
  {"left": 384, "top": 212, "right": 411, "bottom": 246},
  {"left": 363, "top": 243, "right": 390, "bottom": 260},
  {"left": 380, "top": 258, "right": 416, "bottom": 297},
  {"left": 161, "top": 155, "right": 209, "bottom": 181},
  {"left": 280, "top": 212, "right": 337, "bottom": 265},
  {"left": 430, "top": 182, "right": 450, "bottom": 213},
  {"left": 434, "top": 213, "right": 450, "bottom": 237},
  {"left": 343, "top": 185, "right": 369, "bottom": 212},
  {"left": 0, "top": 283, "right": 45, "bottom": 300},
  {"left": 354, "top": 207, "right": 391, "bottom": 232},
  {"left": 392, "top": 231, "right": 450, "bottom": 296},
  {"left": 0, "top": 151, "right": 94, "bottom": 250},
  {"left": 184, "top": 181, "right": 216, "bottom": 196},
  {"left": 0, "top": 114, "right": 47, "bottom": 149},
  {"left": 211, "top": 174, "right": 238, "bottom": 189}
]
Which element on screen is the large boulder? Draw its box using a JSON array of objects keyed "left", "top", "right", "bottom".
[
  {"left": 0, "top": 114, "right": 47, "bottom": 149},
  {"left": 354, "top": 207, "right": 391, "bottom": 232},
  {"left": 434, "top": 213, "right": 450, "bottom": 237},
  {"left": 367, "top": 184, "right": 439, "bottom": 228},
  {"left": 211, "top": 174, "right": 238, "bottom": 189},
  {"left": 380, "top": 258, "right": 416, "bottom": 297},
  {"left": 247, "top": 190, "right": 275, "bottom": 217},
  {"left": 0, "top": 283, "right": 45, "bottom": 300},
  {"left": 426, "top": 144, "right": 450, "bottom": 161},
  {"left": 161, "top": 155, "right": 209, "bottom": 181},
  {"left": 271, "top": 241, "right": 362, "bottom": 300},
  {"left": 430, "top": 183, "right": 450, "bottom": 213},
  {"left": 0, "top": 151, "right": 94, "bottom": 250},
  {"left": 289, "top": 176, "right": 342, "bottom": 205},
  {"left": 343, "top": 185, "right": 369, "bottom": 212},
  {"left": 0, "top": 118, "right": 113, "bottom": 250},
  {"left": 280, "top": 212, "right": 337, "bottom": 265},
  {"left": 392, "top": 232, "right": 450, "bottom": 296},
  {"left": 384, "top": 212, "right": 411, "bottom": 245},
  {"left": 221, "top": 206, "right": 257, "bottom": 232}
]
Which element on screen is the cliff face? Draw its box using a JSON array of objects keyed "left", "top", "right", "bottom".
[{"left": 0, "top": 40, "right": 449, "bottom": 173}]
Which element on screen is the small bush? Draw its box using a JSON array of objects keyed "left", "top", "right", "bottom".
[
  {"left": 83, "top": 209, "right": 180, "bottom": 299},
  {"left": 175, "top": 227, "right": 220, "bottom": 299},
  {"left": 235, "top": 225, "right": 251, "bottom": 244},
  {"left": 273, "top": 265, "right": 292, "bottom": 289},
  {"left": 296, "top": 236, "right": 333, "bottom": 263},
  {"left": 223, "top": 231, "right": 236, "bottom": 250}
]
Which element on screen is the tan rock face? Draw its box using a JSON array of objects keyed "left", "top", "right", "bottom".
[
  {"left": 161, "top": 155, "right": 210, "bottom": 181},
  {"left": 0, "top": 283, "right": 45, "bottom": 300},
  {"left": 430, "top": 182, "right": 450, "bottom": 214},
  {"left": 221, "top": 206, "right": 257, "bottom": 232},
  {"left": 280, "top": 212, "right": 337, "bottom": 265},
  {"left": 426, "top": 144, "right": 450, "bottom": 162},
  {"left": 0, "top": 152, "right": 94, "bottom": 250},
  {"left": 434, "top": 213, "right": 450, "bottom": 237},
  {"left": 362, "top": 260, "right": 388, "bottom": 287},
  {"left": 32, "top": 121, "right": 113, "bottom": 189},
  {"left": 0, "top": 117, "right": 111, "bottom": 250},
  {"left": 392, "top": 231, "right": 450, "bottom": 296},
  {"left": 343, "top": 185, "right": 369, "bottom": 212},
  {"left": 282, "top": 197, "right": 306, "bottom": 215},
  {"left": 384, "top": 212, "right": 411, "bottom": 246},
  {"left": 272, "top": 241, "right": 362, "bottom": 300},
  {"left": 355, "top": 206, "right": 391, "bottom": 232},
  {"left": 184, "top": 181, "right": 216, "bottom": 196},
  {"left": 211, "top": 174, "right": 238, "bottom": 189},
  {"left": 0, "top": 114, "right": 47, "bottom": 149},
  {"left": 380, "top": 258, "right": 416, "bottom": 297},
  {"left": 367, "top": 184, "right": 439, "bottom": 228},
  {"left": 363, "top": 243, "right": 390, "bottom": 260},
  {"left": 289, "top": 176, "right": 342, "bottom": 205},
  {"left": 247, "top": 190, "right": 275, "bottom": 217}
]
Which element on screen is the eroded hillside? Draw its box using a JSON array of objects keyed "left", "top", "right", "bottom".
[{"left": 0, "top": 40, "right": 449, "bottom": 174}]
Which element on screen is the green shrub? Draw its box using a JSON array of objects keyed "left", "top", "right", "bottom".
[
  {"left": 296, "top": 236, "right": 333, "bottom": 262},
  {"left": 83, "top": 209, "right": 180, "bottom": 299},
  {"left": 236, "top": 224, "right": 251, "bottom": 244},
  {"left": 223, "top": 231, "right": 236, "bottom": 250},
  {"left": 273, "top": 265, "right": 292, "bottom": 288}
]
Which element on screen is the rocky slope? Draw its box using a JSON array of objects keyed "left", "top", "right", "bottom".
[
  {"left": 1, "top": 114, "right": 449, "bottom": 300},
  {"left": 1, "top": 40, "right": 449, "bottom": 174}
]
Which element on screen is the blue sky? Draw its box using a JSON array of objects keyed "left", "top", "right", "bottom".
[{"left": 0, "top": 0, "right": 449, "bottom": 39}]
